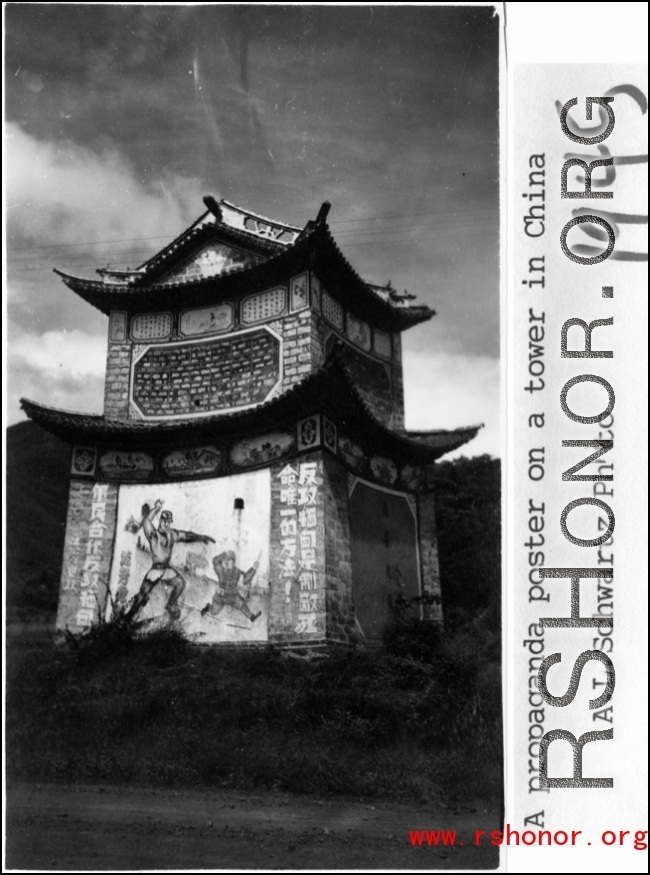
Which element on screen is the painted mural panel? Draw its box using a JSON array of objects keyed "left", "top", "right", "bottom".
[
  {"left": 161, "top": 446, "right": 221, "bottom": 478},
  {"left": 99, "top": 450, "right": 155, "bottom": 481},
  {"left": 338, "top": 434, "right": 364, "bottom": 470},
  {"left": 179, "top": 304, "right": 234, "bottom": 337},
  {"left": 370, "top": 455, "right": 398, "bottom": 485},
  {"left": 230, "top": 431, "right": 295, "bottom": 468},
  {"left": 290, "top": 272, "right": 309, "bottom": 311},
  {"left": 401, "top": 464, "right": 426, "bottom": 491},
  {"left": 158, "top": 243, "right": 255, "bottom": 285},
  {"left": 108, "top": 472, "right": 271, "bottom": 643},
  {"left": 110, "top": 311, "right": 127, "bottom": 342},
  {"left": 346, "top": 313, "right": 371, "bottom": 351}
]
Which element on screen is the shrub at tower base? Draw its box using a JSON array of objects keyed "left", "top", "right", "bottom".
[{"left": 7, "top": 612, "right": 501, "bottom": 804}]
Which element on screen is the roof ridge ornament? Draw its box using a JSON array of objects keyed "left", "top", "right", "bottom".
[
  {"left": 203, "top": 194, "right": 223, "bottom": 222},
  {"left": 316, "top": 201, "right": 331, "bottom": 224},
  {"left": 220, "top": 199, "right": 302, "bottom": 231},
  {"left": 295, "top": 201, "right": 331, "bottom": 242}
]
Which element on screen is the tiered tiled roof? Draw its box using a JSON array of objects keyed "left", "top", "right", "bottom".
[{"left": 53, "top": 198, "right": 435, "bottom": 333}]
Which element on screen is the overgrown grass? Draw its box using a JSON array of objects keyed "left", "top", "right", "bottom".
[{"left": 6, "top": 610, "right": 501, "bottom": 804}]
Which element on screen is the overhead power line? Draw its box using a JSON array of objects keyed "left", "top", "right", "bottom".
[
  {"left": 9, "top": 217, "right": 494, "bottom": 267},
  {"left": 7, "top": 207, "right": 495, "bottom": 257},
  {"left": 330, "top": 207, "right": 494, "bottom": 225},
  {"left": 6, "top": 225, "right": 498, "bottom": 274},
  {"left": 9, "top": 234, "right": 179, "bottom": 253}
]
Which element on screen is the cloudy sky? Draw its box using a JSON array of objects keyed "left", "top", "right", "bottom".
[{"left": 5, "top": 4, "right": 500, "bottom": 457}]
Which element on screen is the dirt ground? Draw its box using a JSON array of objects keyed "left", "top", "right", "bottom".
[{"left": 5, "top": 781, "right": 500, "bottom": 870}]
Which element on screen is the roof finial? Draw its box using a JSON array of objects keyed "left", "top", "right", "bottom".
[
  {"left": 316, "top": 201, "right": 331, "bottom": 224},
  {"left": 203, "top": 194, "right": 223, "bottom": 222}
]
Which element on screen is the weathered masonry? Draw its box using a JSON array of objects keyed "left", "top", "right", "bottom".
[{"left": 22, "top": 197, "right": 480, "bottom": 647}]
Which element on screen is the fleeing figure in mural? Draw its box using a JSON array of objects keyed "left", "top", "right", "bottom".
[
  {"left": 201, "top": 550, "right": 262, "bottom": 623},
  {"left": 129, "top": 500, "right": 215, "bottom": 621}
]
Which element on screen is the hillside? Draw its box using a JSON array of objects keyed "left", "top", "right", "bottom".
[
  {"left": 6, "top": 420, "right": 70, "bottom": 617},
  {"left": 434, "top": 454, "right": 501, "bottom": 630}
]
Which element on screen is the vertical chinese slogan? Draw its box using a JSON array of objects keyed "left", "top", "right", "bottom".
[{"left": 512, "top": 66, "right": 647, "bottom": 869}]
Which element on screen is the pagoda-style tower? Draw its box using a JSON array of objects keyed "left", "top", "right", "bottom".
[{"left": 22, "top": 197, "right": 480, "bottom": 647}]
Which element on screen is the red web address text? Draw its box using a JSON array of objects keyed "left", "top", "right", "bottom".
[{"left": 409, "top": 827, "right": 648, "bottom": 849}]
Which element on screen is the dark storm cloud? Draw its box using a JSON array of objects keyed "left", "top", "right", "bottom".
[
  {"left": 7, "top": 7, "right": 498, "bottom": 190},
  {"left": 5, "top": 4, "right": 500, "bottom": 449}
]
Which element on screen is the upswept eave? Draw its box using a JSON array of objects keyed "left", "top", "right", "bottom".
[
  {"left": 402, "top": 426, "right": 485, "bottom": 453},
  {"left": 20, "top": 349, "right": 479, "bottom": 462},
  {"left": 53, "top": 221, "right": 435, "bottom": 332}
]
